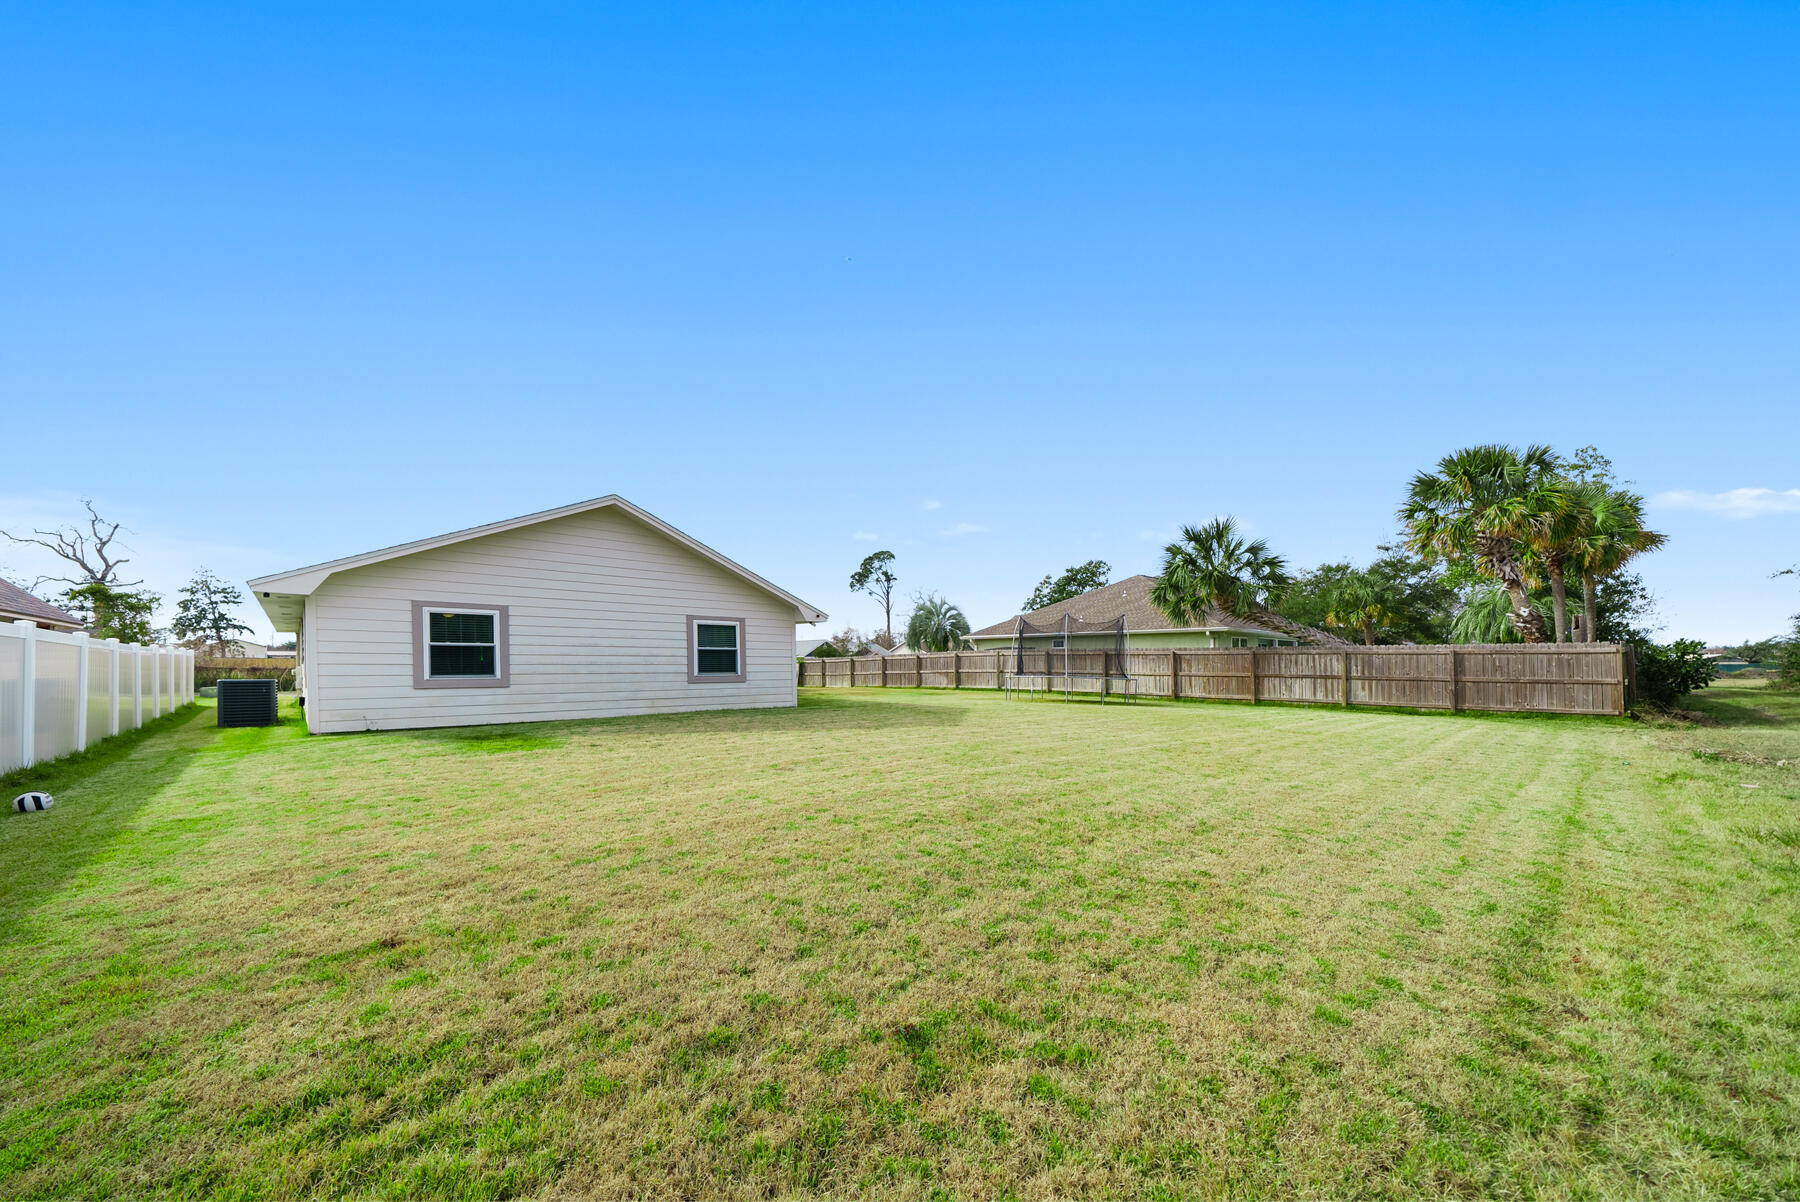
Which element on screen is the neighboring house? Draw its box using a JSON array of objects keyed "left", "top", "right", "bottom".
[
  {"left": 248, "top": 495, "right": 826, "bottom": 734},
  {"left": 966, "top": 575, "right": 1348, "bottom": 653},
  {"left": 219, "top": 640, "right": 271, "bottom": 658},
  {"left": 0, "top": 580, "right": 83, "bottom": 632},
  {"left": 796, "top": 637, "right": 830, "bottom": 658}
]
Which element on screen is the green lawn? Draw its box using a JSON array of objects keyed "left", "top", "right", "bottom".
[{"left": 2, "top": 683, "right": 1797, "bottom": 1198}]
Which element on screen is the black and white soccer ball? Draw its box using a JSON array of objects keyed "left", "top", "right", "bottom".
[{"left": 12, "top": 791, "right": 53, "bottom": 813}]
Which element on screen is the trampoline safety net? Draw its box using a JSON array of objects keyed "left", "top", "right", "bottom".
[{"left": 1008, "top": 614, "right": 1131, "bottom": 682}]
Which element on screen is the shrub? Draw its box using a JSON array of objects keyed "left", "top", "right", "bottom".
[{"left": 1633, "top": 639, "right": 1716, "bottom": 708}]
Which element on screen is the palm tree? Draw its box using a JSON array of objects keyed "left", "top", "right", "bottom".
[
  {"left": 1523, "top": 498, "right": 1587, "bottom": 642},
  {"left": 1150, "top": 518, "right": 1294, "bottom": 631},
  {"left": 1451, "top": 584, "right": 1554, "bottom": 644},
  {"left": 904, "top": 594, "right": 971, "bottom": 653},
  {"left": 1566, "top": 484, "right": 1666, "bottom": 643},
  {"left": 1399, "top": 444, "right": 1566, "bottom": 643},
  {"left": 1324, "top": 573, "right": 1398, "bottom": 646}
]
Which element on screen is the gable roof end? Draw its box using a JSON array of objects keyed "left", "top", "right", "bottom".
[{"left": 247, "top": 495, "right": 826, "bottom": 626}]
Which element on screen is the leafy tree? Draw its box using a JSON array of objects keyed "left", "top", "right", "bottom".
[
  {"left": 59, "top": 581, "right": 162, "bottom": 644},
  {"left": 1716, "top": 637, "right": 1788, "bottom": 664},
  {"left": 1777, "top": 567, "right": 1800, "bottom": 689},
  {"left": 1589, "top": 571, "right": 1659, "bottom": 644},
  {"left": 904, "top": 594, "right": 970, "bottom": 653},
  {"left": 1150, "top": 517, "right": 1293, "bottom": 627},
  {"left": 1323, "top": 572, "right": 1400, "bottom": 646},
  {"left": 170, "top": 568, "right": 254, "bottom": 655},
  {"left": 1564, "top": 483, "right": 1666, "bottom": 643},
  {"left": 1399, "top": 444, "right": 1566, "bottom": 643},
  {"left": 849, "top": 551, "right": 899, "bottom": 645},
  {"left": 1279, "top": 546, "right": 1457, "bottom": 643},
  {"left": 1565, "top": 444, "right": 1620, "bottom": 487},
  {"left": 1023, "top": 560, "right": 1111, "bottom": 611},
  {"left": 825, "top": 625, "right": 872, "bottom": 655}
]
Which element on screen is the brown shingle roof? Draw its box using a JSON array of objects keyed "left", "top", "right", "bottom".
[
  {"left": 0, "top": 579, "right": 82, "bottom": 630},
  {"left": 969, "top": 574, "right": 1349, "bottom": 645}
]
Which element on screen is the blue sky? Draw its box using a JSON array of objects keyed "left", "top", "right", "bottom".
[{"left": 3, "top": 3, "right": 1796, "bottom": 644}]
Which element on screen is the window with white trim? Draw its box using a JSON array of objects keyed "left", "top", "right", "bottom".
[
  {"left": 1230, "top": 636, "right": 1251, "bottom": 648},
  {"left": 689, "top": 617, "right": 745, "bottom": 680},
  {"left": 1051, "top": 637, "right": 1065, "bottom": 649},
  {"left": 426, "top": 609, "right": 499, "bottom": 678},
  {"left": 1258, "top": 638, "right": 1276, "bottom": 648}
]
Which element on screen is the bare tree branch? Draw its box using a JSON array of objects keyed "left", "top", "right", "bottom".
[{"left": 0, "top": 499, "right": 142, "bottom": 590}]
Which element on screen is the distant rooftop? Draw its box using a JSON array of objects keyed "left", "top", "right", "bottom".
[{"left": 969, "top": 575, "right": 1348, "bottom": 645}]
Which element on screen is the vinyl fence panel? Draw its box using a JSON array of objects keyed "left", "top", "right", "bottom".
[
  {"left": 0, "top": 621, "right": 195, "bottom": 775},
  {"left": 0, "top": 634, "right": 23, "bottom": 775},
  {"left": 33, "top": 638, "right": 82, "bottom": 764}
]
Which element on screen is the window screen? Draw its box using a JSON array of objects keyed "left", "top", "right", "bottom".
[
  {"left": 695, "top": 622, "right": 739, "bottom": 675},
  {"left": 428, "top": 610, "right": 498, "bottom": 677}
]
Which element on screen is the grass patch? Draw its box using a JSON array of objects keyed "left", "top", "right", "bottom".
[{"left": 1, "top": 685, "right": 1797, "bottom": 1196}]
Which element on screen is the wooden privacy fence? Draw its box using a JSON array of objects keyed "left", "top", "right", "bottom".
[
  {"left": 195, "top": 656, "right": 298, "bottom": 689},
  {"left": 799, "top": 644, "right": 1634, "bottom": 716}
]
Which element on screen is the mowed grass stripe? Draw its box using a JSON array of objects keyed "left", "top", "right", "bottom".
[{"left": 0, "top": 684, "right": 1795, "bottom": 1198}]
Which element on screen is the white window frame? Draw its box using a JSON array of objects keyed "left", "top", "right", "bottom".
[
  {"left": 1051, "top": 637, "right": 1065, "bottom": 649},
  {"left": 687, "top": 615, "right": 746, "bottom": 683},
  {"left": 1230, "top": 636, "right": 1251, "bottom": 648},
  {"left": 412, "top": 601, "right": 510, "bottom": 689}
]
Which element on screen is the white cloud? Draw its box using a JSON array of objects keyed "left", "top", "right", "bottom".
[
  {"left": 1653, "top": 487, "right": 1800, "bottom": 520},
  {"left": 921, "top": 499, "right": 943, "bottom": 510},
  {"left": 940, "top": 522, "right": 986, "bottom": 537},
  {"left": 852, "top": 530, "right": 879, "bottom": 541}
]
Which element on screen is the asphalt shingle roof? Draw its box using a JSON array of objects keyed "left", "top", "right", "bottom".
[
  {"left": 0, "top": 579, "right": 82, "bottom": 629},
  {"left": 969, "top": 574, "right": 1349, "bottom": 645}
]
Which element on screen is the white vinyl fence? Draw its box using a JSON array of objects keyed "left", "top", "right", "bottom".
[{"left": 0, "top": 620, "right": 196, "bottom": 776}]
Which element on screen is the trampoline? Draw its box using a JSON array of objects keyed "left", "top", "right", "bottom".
[{"left": 1003, "top": 613, "right": 1136, "bottom": 703}]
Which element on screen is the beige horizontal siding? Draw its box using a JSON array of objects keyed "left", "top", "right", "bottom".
[{"left": 307, "top": 506, "right": 800, "bottom": 733}]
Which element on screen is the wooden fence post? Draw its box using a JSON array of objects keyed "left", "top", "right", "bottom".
[
  {"left": 1169, "top": 650, "right": 1179, "bottom": 699},
  {"left": 1448, "top": 650, "right": 1459, "bottom": 712},
  {"left": 951, "top": 651, "right": 960, "bottom": 689},
  {"left": 1341, "top": 649, "right": 1351, "bottom": 707},
  {"left": 1248, "top": 648, "right": 1258, "bottom": 704}
]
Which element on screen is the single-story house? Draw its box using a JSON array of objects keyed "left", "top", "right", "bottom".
[
  {"left": 248, "top": 495, "right": 826, "bottom": 734},
  {"left": 796, "top": 637, "right": 830, "bottom": 658},
  {"left": 0, "top": 580, "right": 82, "bottom": 632},
  {"left": 966, "top": 575, "right": 1347, "bottom": 652},
  {"left": 218, "top": 639, "right": 271, "bottom": 658}
]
